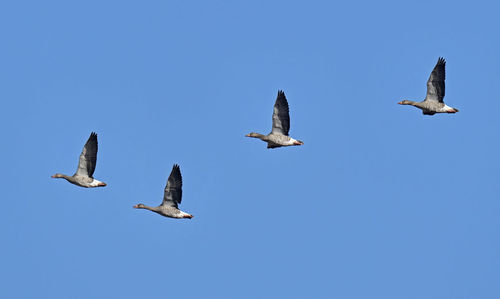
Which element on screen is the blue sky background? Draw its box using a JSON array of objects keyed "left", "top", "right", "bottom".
[{"left": 1, "top": 0, "right": 500, "bottom": 298}]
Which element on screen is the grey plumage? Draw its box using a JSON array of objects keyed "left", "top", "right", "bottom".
[
  {"left": 76, "top": 132, "right": 98, "bottom": 178},
  {"left": 266, "top": 134, "right": 294, "bottom": 149},
  {"left": 133, "top": 164, "right": 193, "bottom": 219},
  {"left": 271, "top": 90, "right": 290, "bottom": 136},
  {"left": 425, "top": 57, "right": 446, "bottom": 104},
  {"left": 162, "top": 164, "right": 183, "bottom": 208},
  {"left": 398, "top": 57, "right": 458, "bottom": 115},
  {"left": 51, "top": 132, "right": 107, "bottom": 188},
  {"left": 246, "top": 90, "right": 304, "bottom": 148}
]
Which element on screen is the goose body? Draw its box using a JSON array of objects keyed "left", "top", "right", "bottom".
[
  {"left": 52, "top": 132, "right": 107, "bottom": 188},
  {"left": 398, "top": 57, "right": 459, "bottom": 115},
  {"left": 246, "top": 90, "right": 304, "bottom": 148},
  {"left": 133, "top": 164, "right": 193, "bottom": 219}
]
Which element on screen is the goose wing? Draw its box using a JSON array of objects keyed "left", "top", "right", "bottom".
[
  {"left": 75, "top": 132, "right": 98, "bottom": 177},
  {"left": 162, "top": 164, "right": 183, "bottom": 208},
  {"left": 271, "top": 90, "right": 290, "bottom": 136},
  {"left": 425, "top": 57, "right": 446, "bottom": 103}
]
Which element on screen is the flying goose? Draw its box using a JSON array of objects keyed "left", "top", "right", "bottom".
[
  {"left": 133, "top": 164, "right": 193, "bottom": 219},
  {"left": 246, "top": 90, "right": 304, "bottom": 148},
  {"left": 398, "top": 57, "right": 459, "bottom": 115},
  {"left": 51, "top": 132, "right": 107, "bottom": 188}
]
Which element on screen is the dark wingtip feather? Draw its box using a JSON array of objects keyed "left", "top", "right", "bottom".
[
  {"left": 276, "top": 90, "right": 288, "bottom": 104},
  {"left": 437, "top": 57, "right": 446, "bottom": 65},
  {"left": 171, "top": 164, "right": 182, "bottom": 182},
  {"left": 89, "top": 132, "right": 98, "bottom": 145}
]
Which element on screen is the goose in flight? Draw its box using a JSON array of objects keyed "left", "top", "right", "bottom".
[
  {"left": 133, "top": 164, "right": 193, "bottom": 219},
  {"left": 398, "top": 57, "right": 459, "bottom": 115},
  {"left": 51, "top": 132, "right": 107, "bottom": 188},
  {"left": 246, "top": 90, "right": 304, "bottom": 148}
]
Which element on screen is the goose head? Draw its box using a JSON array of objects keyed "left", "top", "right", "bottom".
[
  {"left": 51, "top": 173, "right": 64, "bottom": 178},
  {"left": 133, "top": 204, "right": 146, "bottom": 209},
  {"left": 398, "top": 100, "right": 413, "bottom": 105}
]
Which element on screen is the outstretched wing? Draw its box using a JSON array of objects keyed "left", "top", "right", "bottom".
[
  {"left": 271, "top": 90, "right": 290, "bottom": 136},
  {"left": 75, "top": 132, "right": 98, "bottom": 177},
  {"left": 162, "top": 164, "right": 183, "bottom": 208},
  {"left": 425, "top": 57, "right": 446, "bottom": 103}
]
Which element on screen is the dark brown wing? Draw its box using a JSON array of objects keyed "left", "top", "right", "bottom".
[
  {"left": 271, "top": 90, "right": 290, "bottom": 135},
  {"left": 425, "top": 57, "right": 446, "bottom": 103},
  {"left": 162, "top": 164, "right": 183, "bottom": 208},
  {"left": 75, "top": 132, "right": 98, "bottom": 177}
]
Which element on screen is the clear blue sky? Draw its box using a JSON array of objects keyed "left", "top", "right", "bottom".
[{"left": 1, "top": 0, "right": 500, "bottom": 298}]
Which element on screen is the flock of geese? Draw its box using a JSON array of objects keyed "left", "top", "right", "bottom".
[{"left": 51, "top": 57, "right": 458, "bottom": 219}]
